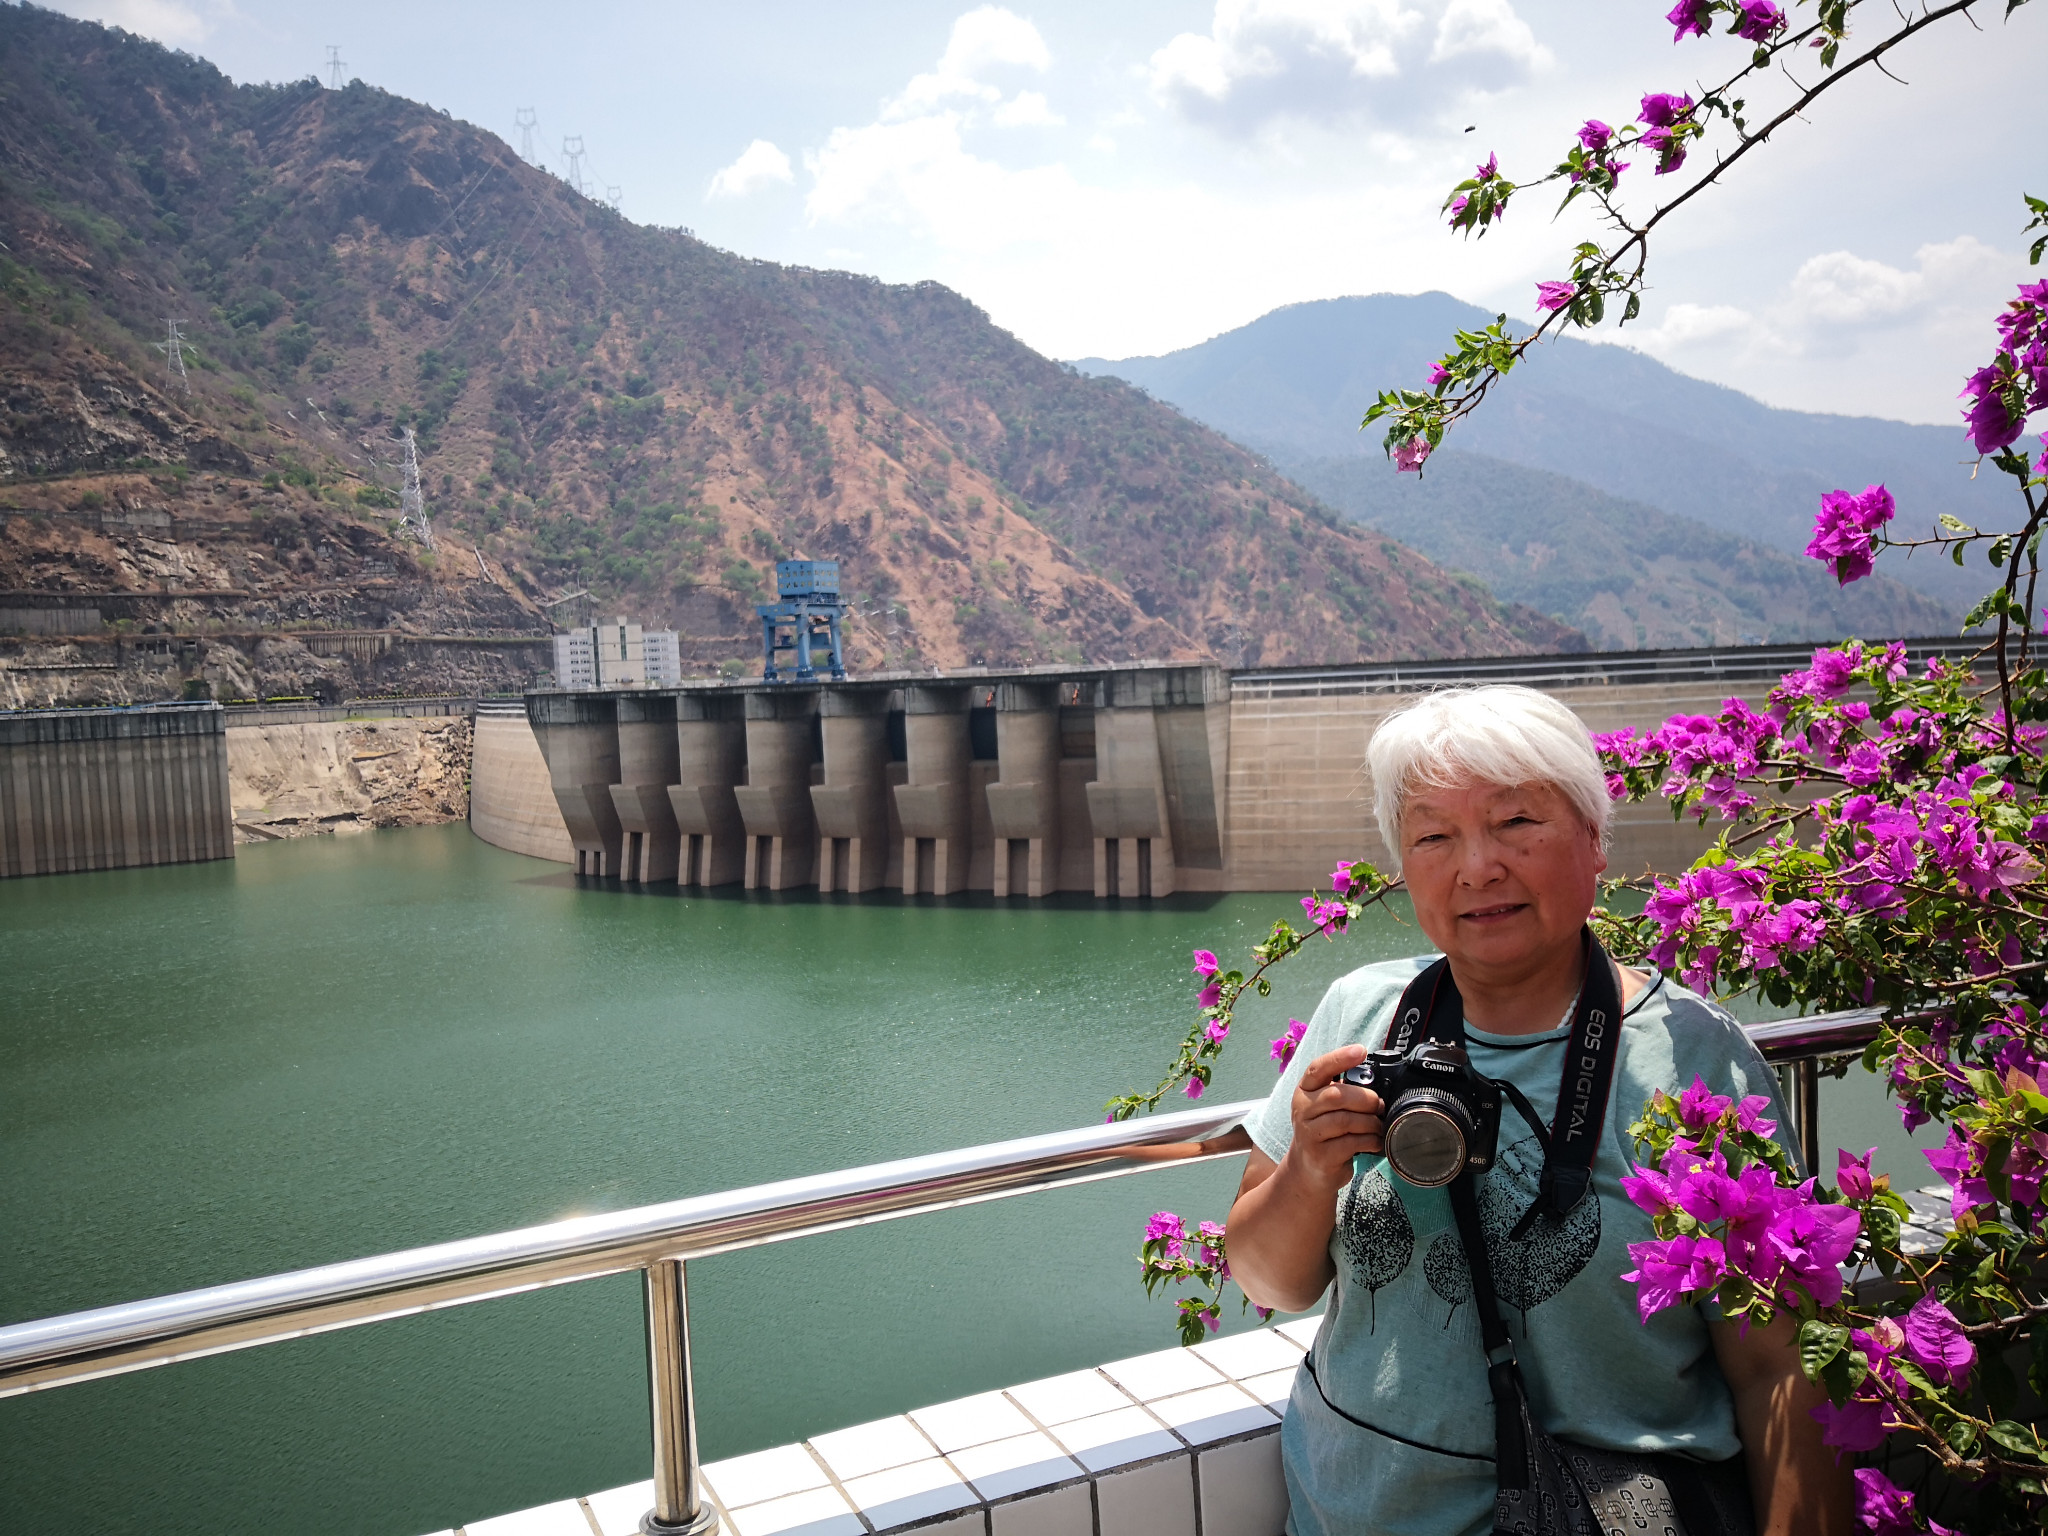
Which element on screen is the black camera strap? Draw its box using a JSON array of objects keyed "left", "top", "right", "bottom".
[{"left": 1380, "top": 927, "right": 1625, "bottom": 1233}]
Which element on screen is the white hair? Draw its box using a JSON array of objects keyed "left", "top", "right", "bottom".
[{"left": 1367, "top": 685, "right": 1610, "bottom": 863}]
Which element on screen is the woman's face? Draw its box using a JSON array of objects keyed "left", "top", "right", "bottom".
[{"left": 1399, "top": 777, "right": 1607, "bottom": 985}]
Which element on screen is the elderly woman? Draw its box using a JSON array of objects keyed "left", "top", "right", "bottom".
[{"left": 1227, "top": 686, "right": 1851, "bottom": 1536}]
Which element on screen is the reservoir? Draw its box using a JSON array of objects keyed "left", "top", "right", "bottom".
[{"left": 0, "top": 825, "right": 1927, "bottom": 1536}]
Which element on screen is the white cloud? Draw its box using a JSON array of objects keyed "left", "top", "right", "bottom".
[
  {"left": 888, "top": 5, "right": 1052, "bottom": 119},
  {"left": 46, "top": 0, "right": 223, "bottom": 49},
  {"left": 1148, "top": 0, "right": 1551, "bottom": 134},
  {"left": 706, "top": 139, "right": 795, "bottom": 201},
  {"left": 1607, "top": 236, "right": 2025, "bottom": 421},
  {"left": 993, "top": 90, "right": 1063, "bottom": 127}
]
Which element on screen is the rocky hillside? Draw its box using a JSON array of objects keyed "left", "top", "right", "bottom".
[{"left": 0, "top": 5, "right": 1577, "bottom": 705}]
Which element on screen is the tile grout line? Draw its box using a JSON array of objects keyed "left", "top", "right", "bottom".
[{"left": 801, "top": 1438, "right": 878, "bottom": 1536}]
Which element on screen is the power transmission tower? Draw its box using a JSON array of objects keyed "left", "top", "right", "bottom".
[
  {"left": 514, "top": 107, "right": 538, "bottom": 163},
  {"left": 153, "top": 318, "right": 191, "bottom": 394},
  {"left": 324, "top": 46, "right": 346, "bottom": 89},
  {"left": 605, "top": 184, "right": 622, "bottom": 213},
  {"left": 395, "top": 427, "right": 435, "bottom": 550},
  {"left": 561, "top": 136, "right": 586, "bottom": 195}
]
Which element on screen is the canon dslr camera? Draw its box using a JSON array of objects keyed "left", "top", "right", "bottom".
[{"left": 1339, "top": 1041, "right": 1503, "bottom": 1188}]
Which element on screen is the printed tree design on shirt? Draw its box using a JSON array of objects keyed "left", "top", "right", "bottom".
[{"left": 1338, "top": 1166, "right": 1414, "bottom": 1331}]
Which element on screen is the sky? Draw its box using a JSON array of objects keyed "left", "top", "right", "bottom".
[{"left": 40, "top": 0, "right": 2048, "bottom": 425}]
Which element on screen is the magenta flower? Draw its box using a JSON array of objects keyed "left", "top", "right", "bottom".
[
  {"left": 1676, "top": 1077, "right": 1732, "bottom": 1127},
  {"left": 1191, "top": 948, "right": 1219, "bottom": 978},
  {"left": 1764, "top": 1198, "right": 1859, "bottom": 1307},
  {"left": 1855, "top": 1468, "right": 1958, "bottom": 1536},
  {"left": 1197, "top": 981, "right": 1222, "bottom": 1009},
  {"left": 1732, "top": 1094, "right": 1777, "bottom": 1137},
  {"left": 1474, "top": 152, "right": 1498, "bottom": 181},
  {"left": 1804, "top": 484, "right": 1896, "bottom": 584},
  {"left": 1270, "top": 1020, "right": 1307, "bottom": 1070},
  {"left": 1639, "top": 92, "right": 1695, "bottom": 127},
  {"left": 1577, "top": 118, "right": 1612, "bottom": 152},
  {"left": 1665, "top": 0, "right": 1711, "bottom": 39},
  {"left": 1392, "top": 436, "right": 1431, "bottom": 473},
  {"left": 1809, "top": 1395, "right": 1888, "bottom": 1455},
  {"left": 1203, "top": 1019, "right": 1229, "bottom": 1044},
  {"left": 1735, "top": 0, "right": 1783, "bottom": 41},
  {"left": 1183, "top": 1075, "right": 1205, "bottom": 1100},
  {"left": 1836, "top": 1147, "right": 1876, "bottom": 1203},
  {"left": 1330, "top": 860, "right": 1356, "bottom": 895},
  {"left": 1535, "top": 280, "right": 1577, "bottom": 314},
  {"left": 1901, "top": 1293, "right": 1976, "bottom": 1388},
  {"left": 1426, "top": 362, "right": 1451, "bottom": 388},
  {"left": 1622, "top": 1166, "right": 1680, "bottom": 1218}
]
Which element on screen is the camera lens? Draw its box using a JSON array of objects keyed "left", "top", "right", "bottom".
[{"left": 1384, "top": 1089, "right": 1474, "bottom": 1187}]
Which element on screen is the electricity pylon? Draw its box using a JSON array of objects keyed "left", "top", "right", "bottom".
[
  {"left": 396, "top": 427, "right": 435, "bottom": 550},
  {"left": 514, "top": 108, "right": 538, "bottom": 163},
  {"left": 561, "top": 136, "right": 586, "bottom": 195},
  {"left": 153, "top": 319, "right": 191, "bottom": 394},
  {"left": 325, "top": 46, "right": 346, "bottom": 88}
]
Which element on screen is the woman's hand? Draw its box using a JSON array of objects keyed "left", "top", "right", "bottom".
[
  {"left": 1284, "top": 1045, "right": 1385, "bottom": 1191},
  {"left": 1225, "top": 1046, "right": 1387, "bottom": 1314}
]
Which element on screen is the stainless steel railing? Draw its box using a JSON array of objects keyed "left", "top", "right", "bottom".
[{"left": 0, "top": 1008, "right": 1881, "bottom": 1535}]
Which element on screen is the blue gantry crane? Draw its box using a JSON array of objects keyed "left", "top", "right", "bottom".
[{"left": 758, "top": 560, "right": 848, "bottom": 682}]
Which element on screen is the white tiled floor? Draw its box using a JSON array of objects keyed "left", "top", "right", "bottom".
[
  {"left": 723, "top": 1486, "right": 864, "bottom": 1536},
  {"left": 583, "top": 1482, "right": 658, "bottom": 1536},
  {"left": 1044, "top": 1406, "right": 1183, "bottom": 1474},
  {"left": 1143, "top": 1384, "right": 1277, "bottom": 1446},
  {"left": 1097, "top": 1347, "right": 1226, "bottom": 1403},
  {"left": 1004, "top": 1370, "right": 1133, "bottom": 1427},
  {"left": 948, "top": 1431, "right": 1085, "bottom": 1501},
  {"left": 464, "top": 1498, "right": 593, "bottom": 1536},
  {"left": 911, "top": 1390, "right": 1038, "bottom": 1453},
  {"left": 453, "top": 1317, "right": 1325, "bottom": 1536},
  {"left": 704, "top": 1444, "right": 831, "bottom": 1509},
  {"left": 810, "top": 1416, "right": 941, "bottom": 1481}
]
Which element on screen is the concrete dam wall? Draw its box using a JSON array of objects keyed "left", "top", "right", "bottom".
[
  {"left": 469, "top": 644, "right": 1973, "bottom": 892},
  {"left": 0, "top": 702, "right": 233, "bottom": 877}
]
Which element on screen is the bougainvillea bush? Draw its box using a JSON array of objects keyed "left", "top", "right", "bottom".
[{"left": 1121, "top": 4, "right": 2047, "bottom": 1529}]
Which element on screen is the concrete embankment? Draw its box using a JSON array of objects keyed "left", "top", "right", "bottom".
[{"left": 226, "top": 715, "right": 474, "bottom": 842}]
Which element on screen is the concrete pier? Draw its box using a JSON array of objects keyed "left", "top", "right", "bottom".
[
  {"left": 672, "top": 695, "right": 748, "bottom": 889},
  {"left": 736, "top": 691, "right": 819, "bottom": 892},
  {"left": 613, "top": 695, "right": 682, "bottom": 884},
  {"left": 531, "top": 694, "right": 625, "bottom": 878},
  {"left": 491, "top": 641, "right": 1982, "bottom": 894},
  {"left": 0, "top": 703, "right": 234, "bottom": 878},
  {"left": 814, "top": 691, "right": 894, "bottom": 894}
]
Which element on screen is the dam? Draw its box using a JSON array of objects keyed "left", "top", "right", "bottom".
[{"left": 477, "top": 640, "right": 1978, "bottom": 891}]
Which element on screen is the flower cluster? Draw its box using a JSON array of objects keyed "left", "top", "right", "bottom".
[
  {"left": 1622, "top": 1079, "right": 1864, "bottom": 1325},
  {"left": 1805, "top": 484, "right": 1897, "bottom": 585},
  {"left": 1139, "top": 1210, "right": 1268, "bottom": 1344},
  {"left": 1961, "top": 279, "right": 2047, "bottom": 456},
  {"left": 1104, "top": 861, "right": 1397, "bottom": 1121},
  {"left": 1638, "top": 91, "right": 1698, "bottom": 176}
]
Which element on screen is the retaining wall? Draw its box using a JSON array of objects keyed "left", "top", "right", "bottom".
[{"left": 0, "top": 704, "right": 233, "bottom": 877}]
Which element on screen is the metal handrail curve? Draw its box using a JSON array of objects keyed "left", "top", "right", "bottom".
[{"left": 0, "top": 1006, "right": 1882, "bottom": 1535}]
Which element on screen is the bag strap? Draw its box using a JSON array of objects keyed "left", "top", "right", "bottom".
[{"left": 1447, "top": 1170, "right": 1532, "bottom": 1490}]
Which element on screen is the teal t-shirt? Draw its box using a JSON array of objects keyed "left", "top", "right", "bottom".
[{"left": 1248, "top": 957, "right": 1793, "bottom": 1536}]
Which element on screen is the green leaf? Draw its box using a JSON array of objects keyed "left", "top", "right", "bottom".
[{"left": 1797, "top": 1319, "right": 1849, "bottom": 1384}]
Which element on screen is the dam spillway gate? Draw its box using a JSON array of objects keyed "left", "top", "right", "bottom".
[{"left": 513, "top": 642, "right": 1983, "bottom": 897}]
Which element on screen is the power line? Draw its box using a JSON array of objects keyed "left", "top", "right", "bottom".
[
  {"left": 560, "top": 136, "right": 586, "bottom": 196},
  {"left": 324, "top": 46, "right": 346, "bottom": 89},
  {"left": 514, "top": 108, "right": 538, "bottom": 164},
  {"left": 153, "top": 318, "right": 191, "bottom": 394}
]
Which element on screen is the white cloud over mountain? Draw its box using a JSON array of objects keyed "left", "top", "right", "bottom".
[
  {"left": 706, "top": 140, "right": 795, "bottom": 201},
  {"left": 1148, "top": 0, "right": 1551, "bottom": 133}
]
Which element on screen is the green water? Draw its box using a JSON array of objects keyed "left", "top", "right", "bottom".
[{"left": 0, "top": 826, "right": 1929, "bottom": 1536}]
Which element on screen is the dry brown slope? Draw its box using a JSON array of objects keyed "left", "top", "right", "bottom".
[{"left": 0, "top": 6, "right": 1583, "bottom": 677}]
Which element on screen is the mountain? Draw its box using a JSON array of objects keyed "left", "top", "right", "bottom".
[
  {"left": 1284, "top": 448, "right": 1953, "bottom": 651},
  {"left": 0, "top": 8, "right": 1579, "bottom": 707},
  {"left": 1075, "top": 292, "right": 2015, "bottom": 616}
]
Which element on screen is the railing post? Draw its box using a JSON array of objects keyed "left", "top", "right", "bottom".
[
  {"left": 641, "top": 1259, "right": 718, "bottom": 1536},
  {"left": 1777, "top": 1059, "right": 1822, "bottom": 1177}
]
